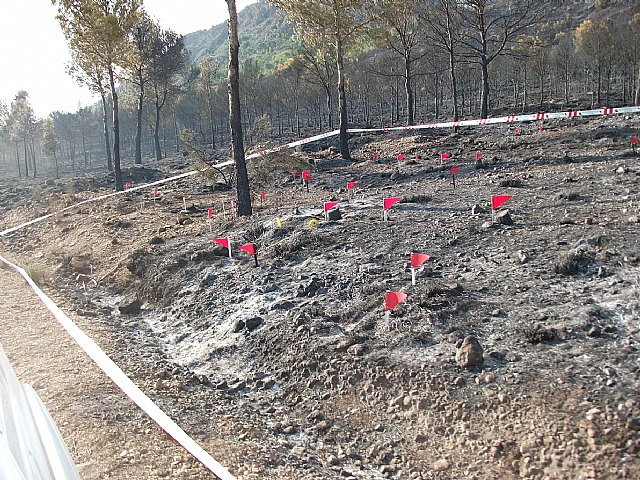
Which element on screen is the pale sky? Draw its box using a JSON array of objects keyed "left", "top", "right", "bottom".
[{"left": 0, "top": 0, "right": 256, "bottom": 119}]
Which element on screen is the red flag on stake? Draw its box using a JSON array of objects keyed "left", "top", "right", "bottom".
[
  {"left": 515, "top": 128, "right": 520, "bottom": 134},
  {"left": 292, "top": 170, "right": 297, "bottom": 179},
  {"left": 385, "top": 291, "right": 407, "bottom": 311},
  {"left": 324, "top": 201, "right": 339, "bottom": 212},
  {"left": 397, "top": 153, "right": 406, "bottom": 162},
  {"left": 125, "top": 182, "right": 131, "bottom": 189},
  {"left": 451, "top": 167, "right": 459, "bottom": 175},
  {"left": 441, "top": 152, "right": 452, "bottom": 162},
  {"left": 347, "top": 181, "right": 358, "bottom": 191},
  {"left": 384, "top": 197, "right": 401, "bottom": 210},
  {"left": 383, "top": 197, "right": 401, "bottom": 221},
  {"left": 491, "top": 195, "right": 512, "bottom": 211},
  {"left": 153, "top": 189, "right": 158, "bottom": 198},
  {"left": 476, "top": 153, "right": 483, "bottom": 160},
  {"left": 213, "top": 237, "right": 229, "bottom": 249},
  {"left": 302, "top": 170, "right": 311, "bottom": 181},
  {"left": 238, "top": 243, "right": 255, "bottom": 255},
  {"left": 261, "top": 191, "right": 266, "bottom": 200},
  {"left": 411, "top": 253, "right": 430, "bottom": 269},
  {"left": 372, "top": 153, "right": 377, "bottom": 160},
  {"left": 631, "top": 136, "right": 639, "bottom": 144},
  {"left": 207, "top": 207, "right": 214, "bottom": 218}
]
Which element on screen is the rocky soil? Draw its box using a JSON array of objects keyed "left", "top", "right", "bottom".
[{"left": 1, "top": 114, "right": 640, "bottom": 479}]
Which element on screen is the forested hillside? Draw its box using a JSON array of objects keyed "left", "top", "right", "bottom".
[
  {"left": 0, "top": 0, "right": 639, "bottom": 182},
  {"left": 184, "top": 1, "right": 296, "bottom": 72}
]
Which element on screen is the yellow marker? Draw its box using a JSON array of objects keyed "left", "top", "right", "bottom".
[
  {"left": 309, "top": 219, "right": 319, "bottom": 228},
  {"left": 276, "top": 217, "right": 283, "bottom": 229}
]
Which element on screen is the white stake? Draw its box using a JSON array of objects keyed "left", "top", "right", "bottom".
[
  {"left": 383, "top": 209, "right": 388, "bottom": 222},
  {"left": 228, "top": 238, "right": 232, "bottom": 259},
  {"left": 411, "top": 268, "right": 416, "bottom": 286},
  {"left": 384, "top": 311, "right": 390, "bottom": 328},
  {"left": 183, "top": 196, "right": 187, "bottom": 212}
]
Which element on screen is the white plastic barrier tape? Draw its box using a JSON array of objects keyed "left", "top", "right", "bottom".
[
  {"left": 248, "top": 105, "right": 640, "bottom": 156},
  {"left": 0, "top": 344, "right": 81, "bottom": 480},
  {"left": 0, "top": 256, "right": 237, "bottom": 480}
]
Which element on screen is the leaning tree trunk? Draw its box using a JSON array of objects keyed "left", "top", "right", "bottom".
[
  {"left": 101, "top": 93, "right": 113, "bottom": 172},
  {"left": 108, "top": 65, "right": 123, "bottom": 191},
  {"left": 226, "top": 0, "right": 252, "bottom": 217},
  {"left": 336, "top": 38, "right": 350, "bottom": 159}
]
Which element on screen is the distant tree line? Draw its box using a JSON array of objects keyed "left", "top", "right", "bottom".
[{"left": 0, "top": 0, "right": 638, "bottom": 181}]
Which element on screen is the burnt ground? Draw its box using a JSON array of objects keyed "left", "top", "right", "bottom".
[{"left": 1, "top": 115, "right": 640, "bottom": 480}]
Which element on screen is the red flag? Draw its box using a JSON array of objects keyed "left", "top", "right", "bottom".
[
  {"left": 515, "top": 128, "right": 520, "bottom": 134},
  {"left": 238, "top": 243, "right": 255, "bottom": 255},
  {"left": 324, "top": 201, "right": 339, "bottom": 212},
  {"left": 441, "top": 152, "right": 451, "bottom": 161},
  {"left": 411, "top": 253, "right": 430, "bottom": 268},
  {"left": 347, "top": 181, "right": 358, "bottom": 190},
  {"left": 153, "top": 189, "right": 158, "bottom": 198},
  {"left": 632, "top": 136, "right": 639, "bottom": 144},
  {"left": 476, "top": 153, "right": 483, "bottom": 160},
  {"left": 213, "top": 237, "right": 229, "bottom": 249},
  {"left": 384, "top": 197, "right": 401, "bottom": 210},
  {"left": 539, "top": 125, "right": 544, "bottom": 131},
  {"left": 207, "top": 207, "right": 214, "bottom": 218},
  {"left": 261, "top": 191, "right": 266, "bottom": 200},
  {"left": 385, "top": 291, "right": 407, "bottom": 311},
  {"left": 372, "top": 153, "right": 377, "bottom": 160},
  {"left": 397, "top": 153, "right": 406, "bottom": 162},
  {"left": 125, "top": 182, "right": 131, "bottom": 189},
  {"left": 302, "top": 170, "right": 311, "bottom": 181},
  {"left": 451, "top": 167, "right": 459, "bottom": 175},
  {"left": 292, "top": 170, "right": 297, "bottom": 179},
  {"left": 492, "top": 195, "right": 512, "bottom": 210}
]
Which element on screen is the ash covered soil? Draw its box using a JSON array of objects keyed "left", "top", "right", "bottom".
[{"left": 1, "top": 115, "right": 640, "bottom": 480}]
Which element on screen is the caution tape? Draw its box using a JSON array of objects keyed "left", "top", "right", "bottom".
[
  {"left": 247, "top": 105, "right": 640, "bottom": 157},
  {"left": 0, "top": 255, "right": 237, "bottom": 480}
]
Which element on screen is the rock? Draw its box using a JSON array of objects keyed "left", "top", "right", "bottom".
[
  {"left": 149, "top": 236, "right": 164, "bottom": 245},
  {"left": 316, "top": 420, "right": 331, "bottom": 432},
  {"left": 455, "top": 336, "right": 484, "bottom": 369},
  {"left": 233, "top": 320, "right": 246, "bottom": 333},
  {"left": 433, "top": 459, "right": 449, "bottom": 471},
  {"left": 495, "top": 209, "right": 513, "bottom": 225},
  {"left": 471, "top": 204, "right": 485, "bottom": 215},
  {"left": 271, "top": 300, "right": 294, "bottom": 310},
  {"left": 616, "top": 166, "right": 627, "bottom": 175},
  {"left": 70, "top": 257, "right": 88, "bottom": 273},
  {"left": 327, "top": 207, "right": 342, "bottom": 221},
  {"left": 245, "top": 317, "right": 263, "bottom": 331},
  {"left": 118, "top": 294, "right": 142, "bottom": 315},
  {"left": 628, "top": 216, "right": 640, "bottom": 224}
]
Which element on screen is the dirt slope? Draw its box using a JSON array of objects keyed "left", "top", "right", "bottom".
[{"left": 1, "top": 115, "right": 639, "bottom": 479}]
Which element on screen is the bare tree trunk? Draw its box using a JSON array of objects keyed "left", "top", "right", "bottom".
[
  {"left": 23, "top": 139, "right": 29, "bottom": 177},
  {"left": 449, "top": 49, "right": 459, "bottom": 121},
  {"left": 226, "top": 0, "right": 252, "bottom": 217},
  {"left": 101, "top": 93, "right": 113, "bottom": 172},
  {"left": 636, "top": 65, "right": 640, "bottom": 105},
  {"left": 336, "top": 38, "right": 350, "bottom": 159},
  {"left": 108, "top": 65, "right": 124, "bottom": 191},
  {"left": 135, "top": 79, "right": 144, "bottom": 165},
  {"left": 480, "top": 57, "right": 489, "bottom": 119},
  {"left": 154, "top": 103, "right": 162, "bottom": 161},
  {"left": 405, "top": 57, "right": 414, "bottom": 126}
]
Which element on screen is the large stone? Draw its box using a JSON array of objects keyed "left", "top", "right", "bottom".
[
  {"left": 455, "top": 336, "right": 484, "bottom": 368},
  {"left": 495, "top": 209, "right": 514, "bottom": 225},
  {"left": 118, "top": 294, "right": 142, "bottom": 315},
  {"left": 327, "top": 207, "right": 342, "bottom": 221}
]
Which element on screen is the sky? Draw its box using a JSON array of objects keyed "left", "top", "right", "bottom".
[{"left": 0, "top": 0, "right": 256, "bottom": 119}]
